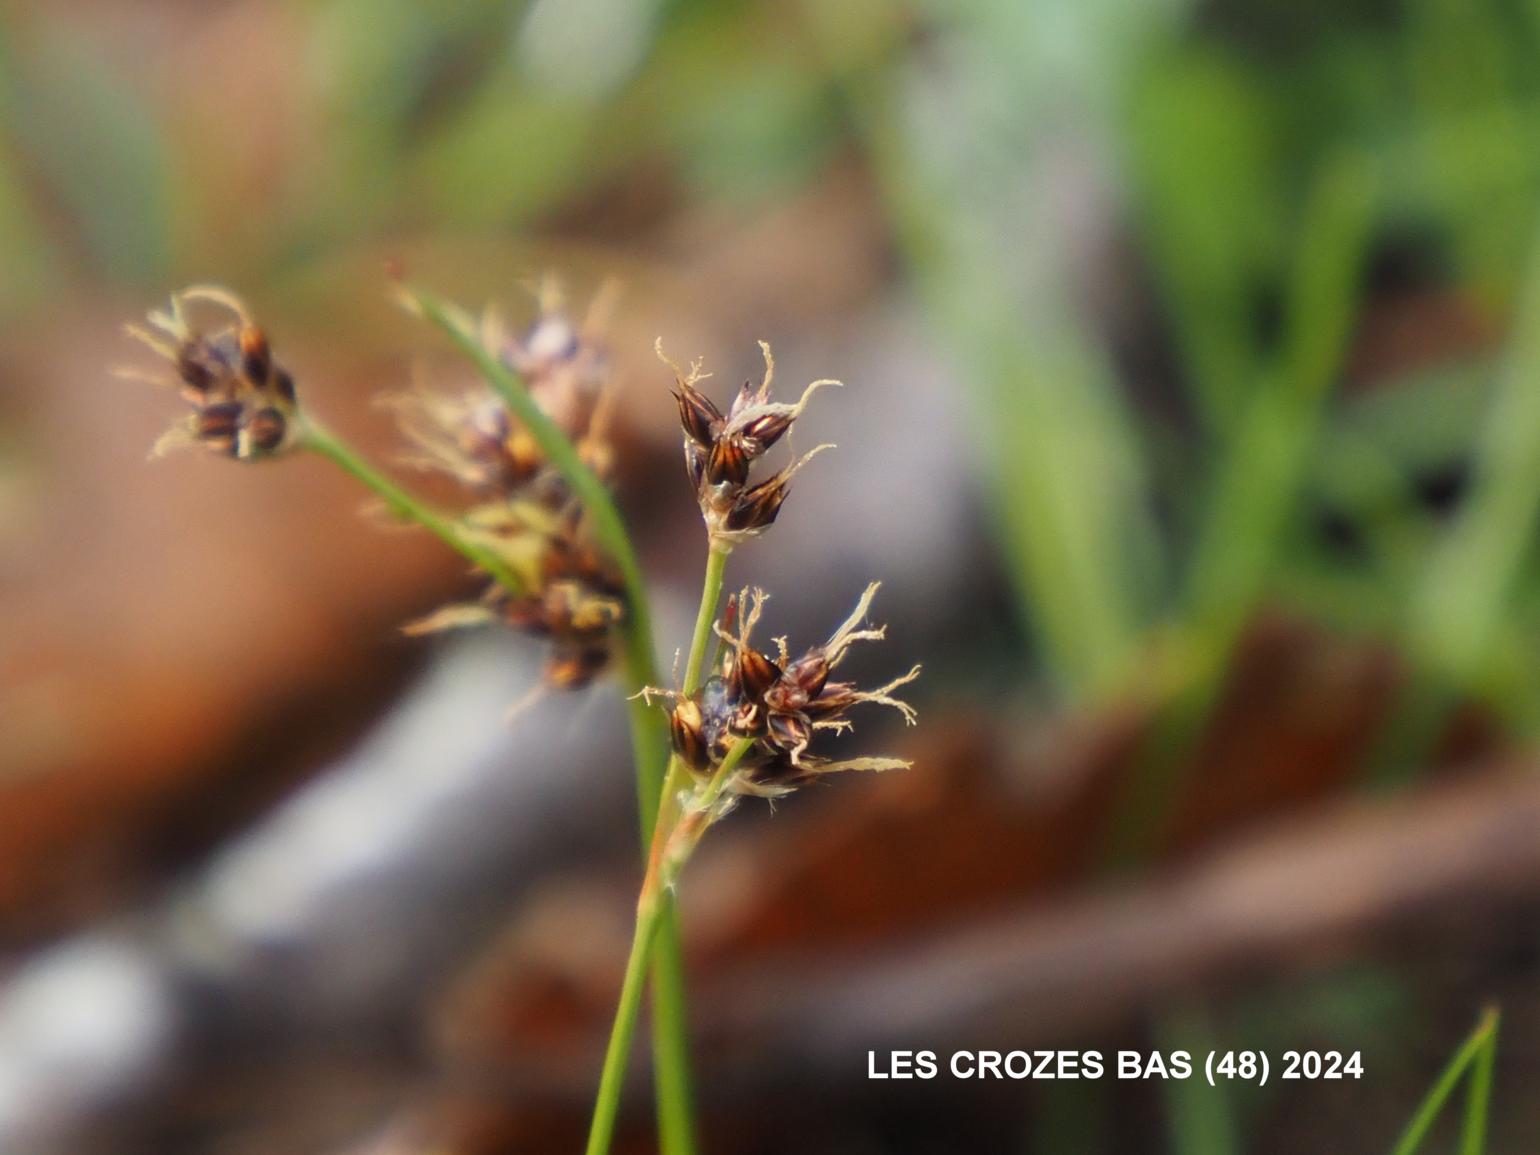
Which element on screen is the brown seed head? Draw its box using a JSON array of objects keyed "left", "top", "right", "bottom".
[
  {"left": 764, "top": 651, "right": 830, "bottom": 714},
  {"left": 174, "top": 347, "right": 219, "bottom": 392},
  {"left": 639, "top": 587, "right": 918, "bottom": 800},
  {"left": 501, "top": 596, "right": 553, "bottom": 637},
  {"left": 724, "top": 475, "right": 788, "bottom": 533},
  {"left": 729, "top": 645, "right": 781, "bottom": 701},
  {"left": 802, "top": 680, "right": 859, "bottom": 718},
  {"left": 735, "top": 409, "right": 794, "bottom": 453},
  {"left": 705, "top": 437, "right": 750, "bottom": 487},
  {"left": 674, "top": 383, "right": 722, "bottom": 448},
  {"left": 245, "top": 408, "right": 288, "bottom": 455},
  {"left": 684, "top": 441, "right": 707, "bottom": 491},
  {"left": 785, "top": 652, "right": 830, "bottom": 699},
  {"left": 194, "top": 401, "right": 241, "bottom": 441},
  {"left": 658, "top": 338, "right": 838, "bottom": 547},
  {"left": 767, "top": 711, "right": 812, "bottom": 761},
  {"left": 729, "top": 699, "right": 764, "bottom": 741},
  {"left": 239, "top": 324, "right": 271, "bottom": 385},
  {"left": 670, "top": 698, "right": 709, "bottom": 770}
]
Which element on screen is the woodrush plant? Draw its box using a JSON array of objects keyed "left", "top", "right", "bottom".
[{"left": 121, "top": 280, "right": 920, "bottom": 1155}]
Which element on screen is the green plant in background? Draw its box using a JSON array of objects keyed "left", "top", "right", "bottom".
[
  {"left": 1160, "top": 1008, "right": 1241, "bottom": 1155},
  {"left": 801, "top": 0, "right": 1540, "bottom": 845}
]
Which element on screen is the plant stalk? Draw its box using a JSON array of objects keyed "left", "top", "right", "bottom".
[
  {"left": 297, "top": 416, "right": 526, "bottom": 595},
  {"left": 406, "top": 287, "right": 702, "bottom": 1154},
  {"left": 585, "top": 544, "right": 733, "bottom": 1154},
  {"left": 585, "top": 737, "right": 755, "bottom": 1155},
  {"left": 1391, "top": 1006, "right": 1500, "bottom": 1155},
  {"left": 584, "top": 889, "right": 666, "bottom": 1155},
  {"left": 685, "top": 545, "right": 731, "bottom": 690},
  {"left": 652, "top": 543, "right": 734, "bottom": 849}
]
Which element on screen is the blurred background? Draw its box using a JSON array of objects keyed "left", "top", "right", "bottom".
[{"left": 3, "top": 0, "right": 1540, "bottom": 1150}]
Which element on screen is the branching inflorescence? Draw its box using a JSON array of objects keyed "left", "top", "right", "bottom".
[
  {"left": 122, "top": 280, "right": 920, "bottom": 1155},
  {"left": 584, "top": 337, "right": 921, "bottom": 1155},
  {"left": 125, "top": 282, "right": 629, "bottom": 690},
  {"left": 387, "top": 285, "right": 627, "bottom": 689},
  {"left": 636, "top": 354, "right": 922, "bottom": 868}
]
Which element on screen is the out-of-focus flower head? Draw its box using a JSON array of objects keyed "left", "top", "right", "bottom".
[
  {"left": 406, "top": 507, "right": 628, "bottom": 689},
  {"left": 123, "top": 286, "right": 300, "bottom": 461},
  {"left": 388, "top": 279, "right": 617, "bottom": 500},
  {"left": 491, "top": 277, "right": 614, "bottom": 443},
  {"left": 394, "top": 280, "right": 627, "bottom": 690}
]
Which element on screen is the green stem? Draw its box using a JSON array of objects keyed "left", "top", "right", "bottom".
[
  {"left": 406, "top": 287, "right": 698, "bottom": 1155},
  {"left": 297, "top": 416, "right": 526, "bottom": 595},
  {"left": 651, "top": 543, "right": 732, "bottom": 900},
  {"left": 585, "top": 889, "right": 667, "bottom": 1155},
  {"left": 1392, "top": 1007, "right": 1500, "bottom": 1155},
  {"left": 648, "top": 543, "right": 729, "bottom": 1146},
  {"left": 685, "top": 545, "right": 731, "bottom": 692},
  {"left": 676, "top": 738, "right": 753, "bottom": 839},
  {"left": 1460, "top": 1010, "right": 1499, "bottom": 1155},
  {"left": 648, "top": 912, "right": 694, "bottom": 1155},
  {"left": 586, "top": 736, "right": 754, "bottom": 1155}
]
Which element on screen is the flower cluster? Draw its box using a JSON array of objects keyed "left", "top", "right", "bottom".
[
  {"left": 125, "top": 281, "right": 629, "bottom": 690},
  {"left": 394, "top": 285, "right": 627, "bottom": 688},
  {"left": 664, "top": 341, "right": 836, "bottom": 548},
  {"left": 391, "top": 284, "right": 616, "bottom": 498},
  {"left": 123, "top": 287, "right": 300, "bottom": 461},
  {"left": 661, "top": 583, "right": 920, "bottom": 799}
]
